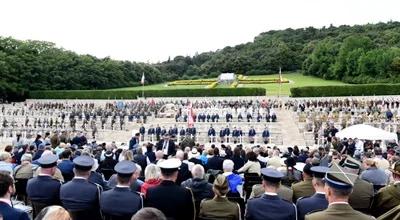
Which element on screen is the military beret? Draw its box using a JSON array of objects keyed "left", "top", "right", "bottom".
[
  {"left": 114, "top": 160, "right": 137, "bottom": 178},
  {"left": 261, "top": 168, "right": 284, "bottom": 183},
  {"left": 73, "top": 155, "right": 94, "bottom": 171},
  {"left": 37, "top": 153, "right": 58, "bottom": 168}
]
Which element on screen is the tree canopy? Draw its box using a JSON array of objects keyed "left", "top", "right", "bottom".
[{"left": 2, "top": 21, "right": 400, "bottom": 101}]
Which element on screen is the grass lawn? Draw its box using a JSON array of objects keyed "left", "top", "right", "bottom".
[
  {"left": 243, "top": 72, "right": 347, "bottom": 95},
  {"left": 109, "top": 72, "right": 348, "bottom": 96}
]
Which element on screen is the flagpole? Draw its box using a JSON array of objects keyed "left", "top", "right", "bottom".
[
  {"left": 141, "top": 72, "right": 145, "bottom": 99},
  {"left": 278, "top": 67, "right": 282, "bottom": 98}
]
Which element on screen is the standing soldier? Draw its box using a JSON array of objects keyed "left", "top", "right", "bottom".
[
  {"left": 148, "top": 125, "right": 155, "bottom": 142},
  {"left": 232, "top": 127, "right": 239, "bottom": 144},
  {"left": 208, "top": 125, "right": 216, "bottom": 143},
  {"left": 224, "top": 125, "right": 230, "bottom": 143},
  {"left": 155, "top": 124, "right": 161, "bottom": 141},
  {"left": 179, "top": 127, "right": 186, "bottom": 142},
  {"left": 139, "top": 124, "right": 146, "bottom": 142},
  {"left": 101, "top": 116, "right": 106, "bottom": 130}
]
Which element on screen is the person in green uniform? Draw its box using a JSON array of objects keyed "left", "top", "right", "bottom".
[
  {"left": 305, "top": 163, "right": 375, "bottom": 220},
  {"left": 371, "top": 161, "right": 400, "bottom": 217},
  {"left": 292, "top": 163, "right": 315, "bottom": 202}
]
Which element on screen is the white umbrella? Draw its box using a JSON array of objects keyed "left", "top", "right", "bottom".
[{"left": 336, "top": 124, "right": 397, "bottom": 141}]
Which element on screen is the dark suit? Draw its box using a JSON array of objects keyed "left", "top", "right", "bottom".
[
  {"left": 0, "top": 202, "right": 30, "bottom": 220},
  {"left": 27, "top": 175, "right": 61, "bottom": 205},
  {"left": 177, "top": 162, "right": 192, "bottom": 185},
  {"left": 297, "top": 193, "right": 328, "bottom": 220},
  {"left": 146, "top": 180, "right": 195, "bottom": 220},
  {"left": 60, "top": 178, "right": 102, "bottom": 220},
  {"left": 100, "top": 186, "right": 143, "bottom": 217},
  {"left": 245, "top": 194, "right": 296, "bottom": 220},
  {"left": 206, "top": 156, "right": 224, "bottom": 171},
  {"left": 156, "top": 139, "right": 176, "bottom": 157}
]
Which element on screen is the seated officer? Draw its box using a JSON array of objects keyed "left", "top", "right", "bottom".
[
  {"left": 60, "top": 155, "right": 103, "bottom": 220},
  {"left": 245, "top": 168, "right": 296, "bottom": 220},
  {"left": 305, "top": 163, "right": 375, "bottom": 220},
  {"left": 27, "top": 153, "right": 62, "bottom": 217},
  {"left": 100, "top": 160, "right": 143, "bottom": 219},
  {"left": 296, "top": 166, "right": 329, "bottom": 220},
  {"left": 146, "top": 158, "right": 195, "bottom": 220}
]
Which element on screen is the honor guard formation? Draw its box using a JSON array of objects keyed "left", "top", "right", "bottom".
[{"left": 1, "top": 97, "right": 400, "bottom": 220}]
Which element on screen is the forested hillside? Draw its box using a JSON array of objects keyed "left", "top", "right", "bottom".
[
  {"left": 159, "top": 21, "right": 400, "bottom": 82},
  {"left": 1, "top": 21, "right": 400, "bottom": 101}
]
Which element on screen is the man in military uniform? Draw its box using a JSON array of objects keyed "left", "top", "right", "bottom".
[
  {"left": 100, "top": 160, "right": 143, "bottom": 218},
  {"left": 139, "top": 124, "right": 146, "bottom": 141},
  {"left": 305, "top": 163, "right": 375, "bottom": 220},
  {"left": 371, "top": 161, "right": 400, "bottom": 217},
  {"left": 292, "top": 163, "right": 315, "bottom": 202},
  {"left": 208, "top": 125, "right": 216, "bottom": 143},
  {"left": 27, "top": 153, "right": 62, "bottom": 217},
  {"left": 224, "top": 125, "right": 230, "bottom": 143},
  {"left": 219, "top": 127, "right": 225, "bottom": 143},
  {"left": 147, "top": 125, "right": 155, "bottom": 142},
  {"left": 232, "top": 126, "right": 239, "bottom": 144},
  {"left": 342, "top": 157, "right": 374, "bottom": 214},
  {"left": 248, "top": 126, "right": 256, "bottom": 144},
  {"left": 245, "top": 168, "right": 296, "bottom": 220},
  {"left": 262, "top": 127, "right": 270, "bottom": 144},
  {"left": 155, "top": 124, "right": 161, "bottom": 141},
  {"left": 60, "top": 155, "right": 103, "bottom": 220},
  {"left": 179, "top": 127, "right": 186, "bottom": 142},
  {"left": 296, "top": 166, "right": 329, "bottom": 220},
  {"left": 146, "top": 158, "right": 195, "bottom": 220}
]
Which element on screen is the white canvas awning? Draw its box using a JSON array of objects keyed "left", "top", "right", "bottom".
[
  {"left": 336, "top": 124, "right": 397, "bottom": 141},
  {"left": 219, "top": 73, "right": 235, "bottom": 81}
]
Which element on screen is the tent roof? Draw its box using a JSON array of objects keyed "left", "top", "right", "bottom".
[{"left": 336, "top": 124, "right": 397, "bottom": 141}]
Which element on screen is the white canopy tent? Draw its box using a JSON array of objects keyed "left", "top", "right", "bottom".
[{"left": 336, "top": 124, "right": 397, "bottom": 141}]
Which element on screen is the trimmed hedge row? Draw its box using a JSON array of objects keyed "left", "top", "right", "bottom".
[
  {"left": 29, "top": 87, "right": 266, "bottom": 99},
  {"left": 290, "top": 84, "right": 400, "bottom": 97}
]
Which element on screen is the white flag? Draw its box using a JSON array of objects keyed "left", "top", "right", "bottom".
[
  {"left": 141, "top": 72, "right": 145, "bottom": 85},
  {"left": 279, "top": 67, "right": 283, "bottom": 82}
]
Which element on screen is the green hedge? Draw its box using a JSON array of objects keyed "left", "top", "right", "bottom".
[
  {"left": 290, "top": 84, "right": 400, "bottom": 97},
  {"left": 29, "top": 87, "right": 266, "bottom": 99}
]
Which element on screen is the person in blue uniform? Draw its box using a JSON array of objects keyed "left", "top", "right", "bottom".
[
  {"left": 248, "top": 126, "right": 256, "bottom": 144},
  {"left": 148, "top": 125, "right": 155, "bottom": 142},
  {"left": 0, "top": 172, "right": 30, "bottom": 220},
  {"left": 245, "top": 168, "right": 297, "bottom": 220},
  {"left": 262, "top": 127, "right": 270, "bottom": 144},
  {"left": 219, "top": 128, "right": 225, "bottom": 143},
  {"left": 146, "top": 158, "right": 195, "bottom": 220},
  {"left": 100, "top": 160, "right": 143, "bottom": 219},
  {"left": 232, "top": 127, "right": 240, "bottom": 144},
  {"left": 155, "top": 124, "right": 161, "bottom": 141},
  {"left": 208, "top": 125, "right": 216, "bottom": 143},
  {"left": 139, "top": 124, "right": 146, "bottom": 141},
  {"left": 60, "top": 155, "right": 103, "bottom": 220},
  {"left": 27, "top": 153, "right": 62, "bottom": 217},
  {"left": 224, "top": 125, "right": 230, "bottom": 143},
  {"left": 296, "top": 166, "right": 329, "bottom": 220}
]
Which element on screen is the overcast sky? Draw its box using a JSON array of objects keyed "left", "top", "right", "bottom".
[{"left": 1, "top": 0, "right": 400, "bottom": 63}]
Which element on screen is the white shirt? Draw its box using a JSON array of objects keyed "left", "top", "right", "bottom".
[
  {"left": 264, "top": 192, "right": 278, "bottom": 196},
  {"left": 162, "top": 140, "right": 169, "bottom": 155}
]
